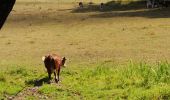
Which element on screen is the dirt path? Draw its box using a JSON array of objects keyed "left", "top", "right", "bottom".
[{"left": 7, "top": 86, "right": 48, "bottom": 100}]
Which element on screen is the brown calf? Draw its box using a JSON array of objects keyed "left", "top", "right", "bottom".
[{"left": 42, "top": 54, "right": 66, "bottom": 83}]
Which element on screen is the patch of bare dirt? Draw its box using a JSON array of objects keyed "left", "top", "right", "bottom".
[{"left": 10, "top": 87, "right": 48, "bottom": 100}]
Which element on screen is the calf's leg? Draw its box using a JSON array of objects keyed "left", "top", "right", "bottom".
[
  {"left": 54, "top": 71, "right": 58, "bottom": 83},
  {"left": 48, "top": 71, "right": 52, "bottom": 83},
  {"left": 57, "top": 68, "right": 61, "bottom": 82}
]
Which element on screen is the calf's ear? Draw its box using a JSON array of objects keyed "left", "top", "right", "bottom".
[
  {"left": 62, "top": 57, "right": 67, "bottom": 67},
  {"left": 62, "top": 57, "right": 66, "bottom": 60}
]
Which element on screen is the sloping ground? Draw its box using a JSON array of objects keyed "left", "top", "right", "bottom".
[
  {"left": 3, "top": 62, "right": 170, "bottom": 99},
  {"left": 2, "top": 2, "right": 170, "bottom": 64},
  {"left": 13, "top": 87, "right": 48, "bottom": 100},
  {"left": 0, "top": 1, "right": 170, "bottom": 99}
]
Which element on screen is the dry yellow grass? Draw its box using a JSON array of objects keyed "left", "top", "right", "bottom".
[
  {"left": 0, "top": 1, "right": 170, "bottom": 99},
  {"left": 0, "top": 1, "right": 170, "bottom": 66}
]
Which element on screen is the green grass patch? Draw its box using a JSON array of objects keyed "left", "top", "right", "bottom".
[
  {"left": 0, "top": 62, "right": 170, "bottom": 99},
  {"left": 0, "top": 64, "right": 45, "bottom": 99},
  {"left": 60, "top": 62, "right": 170, "bottom": 99}
]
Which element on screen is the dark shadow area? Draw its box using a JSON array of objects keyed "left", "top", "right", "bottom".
[
  {"left": 26, "top": 77, "right": 50, "bottom": 87},
  {"left": 71, "top": 0, "right": 170, "bottom": 18},
  {"left": 4, "top": 1, "right": 170, "bottom": 26},
  {"left": 71, "top": 1, "right": 147, "bottom": 13},
  {"left": 71, "top": 1, "right": 170, "bottom": 18},
  {"left": 0, "top": 0, "right": 16, "bottom": 30},
  {"left": 90, "top": 7, "right": 170, "bottom": 18},
  {"left": 70, "top": 0, "right": 170, "bottom": 18}
]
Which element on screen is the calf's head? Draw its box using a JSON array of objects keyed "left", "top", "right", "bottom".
[
  {"left": 61, "top": 57, "right": 67, "bottom": 67},
  {"left": 42, "top": 55, "right": 67, "bottom": 68}
]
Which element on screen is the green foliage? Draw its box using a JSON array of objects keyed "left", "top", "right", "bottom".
[
  {"left": 39, "top": 84, "right": 59, "bottom": 94},
  {"left": 0, "top": 62, "right": 170, "bottom": 99},
  {"left": 0, "top": 65, "right": 44, "bottom": 98},
  {"left": 25, "top": 96, "right": 36, "bottom": 100},
  {"left": 61, "top": 62, "right": 170, "bottom": 99},
  {"left": 0, "top": 82, "right": 23, "bottom": 96}
]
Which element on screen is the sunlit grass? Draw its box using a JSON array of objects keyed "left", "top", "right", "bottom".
[
  {"left": 0, "top": 1, "right": 170, "bottom": 99},
  {"left": 0, "top": 60, "right": 169, "bottom": 99},
  {"left": 37, "top": 62, "right": 170, "bottom": 99}
]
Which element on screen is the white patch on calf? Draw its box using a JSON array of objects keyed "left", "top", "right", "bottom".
[
  {"left": 63, "top": 63, "right": 67, "bottom": 67},
  {"left": 42, "top": 56, "right": 46, "bottom": 61}
]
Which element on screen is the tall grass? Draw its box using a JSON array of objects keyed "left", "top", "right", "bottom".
[
  {"left": 59, "top": 62, "right": 170, "bottom": 99},
  {"left": 0, "top": 65, "right": 44, "bottom": 99},
  {"left": 0, "top": 62, "right": 169, "bottom": 99}
]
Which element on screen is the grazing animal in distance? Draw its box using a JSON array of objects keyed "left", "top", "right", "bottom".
[
  {"left": 42, "top": 54, "right": 66, "bottom": 83},
  {"left": 147, "top": 0, "right": 154, "bottom": 8},
  {"left": 100, "top": 3, "right": 104, "bottom": 10},
  {"left": 79, "top": 2, "right": 83, "bottom": 8}
]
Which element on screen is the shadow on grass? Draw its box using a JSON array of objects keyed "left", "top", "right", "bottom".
[
  {"left": 8, "top": 1, "right": 170, "bottom": 25},
  {"left": 26, "top": 77, "right": 50, "bottom": 87},
  {"left": 90, "top": 7, "right": 170, "bottom": 18},
  {"left": 71, "top": 1, "right": 147, "bottom": 13},
  {"left": 71, "top": 0, "right": 170, "bottom": 18}
]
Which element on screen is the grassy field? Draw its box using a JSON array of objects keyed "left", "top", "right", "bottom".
[{"left": 0, "top": 0, "right": 170, "bottom": 99}]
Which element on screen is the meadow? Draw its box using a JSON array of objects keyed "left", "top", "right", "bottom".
[{"left": 0, "top": 0, "right": 170, "bottom": 99}]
